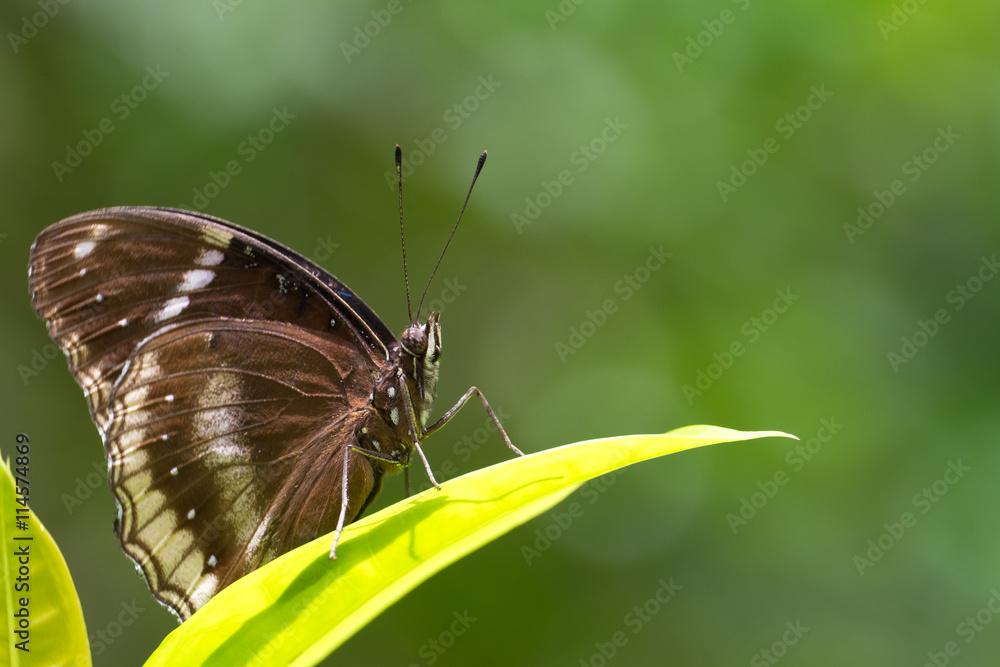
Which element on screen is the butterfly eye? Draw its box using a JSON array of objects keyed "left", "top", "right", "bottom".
[{"left": 401, "top": 326, "right": 427, "bottom": 356}]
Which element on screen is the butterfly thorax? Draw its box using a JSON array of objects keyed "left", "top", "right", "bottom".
[{"left": 354, "top": 312, "right": 441, "bottom": 472}]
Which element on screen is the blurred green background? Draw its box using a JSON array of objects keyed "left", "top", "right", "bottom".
[{"left": 2, "top": 1, "right": 999, "bottom": 665}]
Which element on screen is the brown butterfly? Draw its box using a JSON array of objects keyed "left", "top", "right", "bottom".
[{"left": 28, "top": 149, "right": 520, "bottom": 620}]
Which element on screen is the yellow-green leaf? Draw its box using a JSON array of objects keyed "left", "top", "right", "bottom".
[
  {"left": 146, "top": 425, "right": 794, "bottom": 667},
  {"left": 0, "top": 440, "right": 90, "bottom": 667}
]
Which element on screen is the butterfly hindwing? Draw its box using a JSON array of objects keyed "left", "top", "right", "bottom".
[{"left": 106, "top": 317, "right": 380, "bottom": 618}]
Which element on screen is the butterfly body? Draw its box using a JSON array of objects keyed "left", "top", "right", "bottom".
[{"left": 28, "top": 206, "right": 473, "bottom": 620}]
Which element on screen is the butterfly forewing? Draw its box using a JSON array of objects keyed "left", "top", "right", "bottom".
[{"left": 28, "top": 207, "right": 394, "bottom": 432}]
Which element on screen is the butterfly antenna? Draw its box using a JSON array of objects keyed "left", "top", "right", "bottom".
[
  {"left": 396, "top": 145, "right": 414, "bottom": 323},
  {"left": 415, "top": 150, "right": 487, "bottom": 319}
]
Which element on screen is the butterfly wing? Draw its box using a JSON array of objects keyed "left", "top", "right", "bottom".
[
  {"left": 28, "top": 207, "right": 395, "bottom": 618},
  {"left": 106, "top": 317, "right": 380, "bottom": 619},
  {"left": 28, "top": 206, "right": 395, "bottom": 434}
]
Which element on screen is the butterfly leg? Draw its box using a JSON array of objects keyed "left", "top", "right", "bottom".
[
  {"left": 398, "top": 373, "right": 442, "bottom": 490},
  {"left": 424, "top": 386, "right": 524, "bottom": 457},
  {"left": 331, "top": 445, "right": 410, "bottom": 559},
  {"left": 330, "top": 447, "right": 352, "bottom": 559},
  {"left": 349, "top": 445, "right": 407, "bottom": 467}
]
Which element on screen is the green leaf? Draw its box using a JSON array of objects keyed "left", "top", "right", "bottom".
[
  {"left": 146, "top": 425, "right": 794, "bottom": 667},
  {"left": 0, "top": 440, "right": 91, "bottom": 667}
]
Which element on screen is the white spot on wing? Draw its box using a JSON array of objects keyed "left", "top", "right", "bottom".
[
  {"left": 387, "top": 386, "right": 395, "bottom": 398},
  {"left": 187, "top": 508, "right": 196, "bottom": 520},
  {"left": 190, "top": 370, "right": 257, "bottom": 525},
  {"left": 75, "top": 241, "right": 96, "bottom": 259},
  {"left": 170, "top": 467, "right": 178, "bottom": 476},
  {"left": 390, "top": 407, "right": 399, "bottom": 425},
  {"left": 155, "top": 296, "right": 190, "bottom": 322},
  {"left": 207, "top": 554, "right": 218, "bottom": 568},
  {"left": 196, "top": 248, "right": 225, "bottom": 266},
  {"left": 193, "top": 374, "right": 243, "bottom": 454},
  {"left": 178, "top": 269, "right": 215, "bottom": 292}
]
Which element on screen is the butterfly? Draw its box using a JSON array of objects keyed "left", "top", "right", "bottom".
[{"left": 27, "top": 148, "right": 521, "bottom": 620}]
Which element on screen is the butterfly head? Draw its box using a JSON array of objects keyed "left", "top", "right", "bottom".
[
  {"left": 401, "top": 312, "right": 440, "bottom": 360},
  {"left": 400, "top": 312, "right": 441, "bottom": 415}
]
